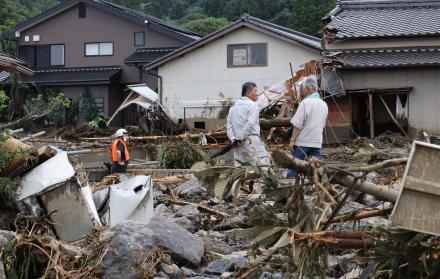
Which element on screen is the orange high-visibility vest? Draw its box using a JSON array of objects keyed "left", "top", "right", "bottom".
[{"left": 111, "top": 138, "right": 130, "bottom": 162}]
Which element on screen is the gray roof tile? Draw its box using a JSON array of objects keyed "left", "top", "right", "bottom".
[
  {"left": 19, "top": 66, "right": 121, "bottom": 85},
  {"left": 326, "top": 0, "right": 440, "bottom": 39},
  {"left": 125, "top": 48, "right": 179, "bottom": 64},
  {"left": 332, "top": 48, "right": 440, "bottom": 68}
]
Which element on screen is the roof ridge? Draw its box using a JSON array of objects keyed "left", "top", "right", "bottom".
[
  {"left": 337, "top": 0, "right": 440, "bottom": 9},
  {"left": 241, "top": 14, "right": 320, "bottom": 42}
]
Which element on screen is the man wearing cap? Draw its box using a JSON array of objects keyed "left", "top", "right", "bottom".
[{"left": 111, "top": 128, "right": 130, "bottom": 174}]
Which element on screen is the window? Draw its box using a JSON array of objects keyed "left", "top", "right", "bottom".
[
  {"left": 50, "top": 45, "right": 64, "bottom": 66},
  {"left": 227, "top": 43, "right": 267, "bottom": 67},
  {"left": 134, "top": 32, "right": 145, "bottom": 46},
  {"left": 85, "top": 42, "right": 113, "bottom": 56},
  {"left": 94, "top": 97, "right": 104, "bottom": 113},
  {"left": 79, "top": 3, "right": 86, "bottom": 18}
]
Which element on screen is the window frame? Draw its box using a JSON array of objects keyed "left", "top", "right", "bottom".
[
  {"left": 94, "top": 97, "right": 105, "bottom": 113},
  {"left": 227, "top": 43, "right": 268, "bottom": 68},
  {"left": 134, "top": 31, "right": 145, "bottom": 47},
  {"left": 84, "top": 42, "right": 114, "bottom": 57},
  {"left": 50, "top": 44, "right": 65, "bottom": 67},
  {"left": 79, "top": 3, "right": 86, "bottom": 18}
]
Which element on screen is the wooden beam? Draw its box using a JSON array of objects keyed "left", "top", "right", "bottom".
[
  {"left": 368, "top": 91, "right": 375, "bottom": 139},
  {"left": 378, "top": 94, "right": 409, "bottom": 137}
]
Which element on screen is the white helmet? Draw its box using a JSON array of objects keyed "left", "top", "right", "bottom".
[{"left": 114, "top": 128, "right": 128, "bottom": 137}]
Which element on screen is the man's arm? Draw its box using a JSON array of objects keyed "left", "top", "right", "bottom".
[{"left": 289, "top": 127, "right": 301, "bottom": 149}]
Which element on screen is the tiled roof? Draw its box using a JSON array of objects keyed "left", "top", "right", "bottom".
[
  {"left": 242, "top": 15, "right": 321, "bottom": 49},
  {"left": 125, "top": 48, "right": 179, "bottom": 64},
  {"left": 326, "top": 0, "right": 440, "bottom": 39},
  {"left": 332, "top": 48, "right": 440, "bottom": 68},
  {"left": 19, "top": 66, "right": 121, "bottom": 85}
]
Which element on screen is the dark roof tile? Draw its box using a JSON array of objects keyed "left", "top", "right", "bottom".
[
  {"left": 326, "top": 0, "right": 440, "bottom": 39},
  {"left": 332, "top": 48, "right": 440, "bottom": 68},
  {"left": 125, "top": 48, "right": 179, "bottom": 64},
  {"left": 19, "top": 66, "right": 121, "bottom": 85}
]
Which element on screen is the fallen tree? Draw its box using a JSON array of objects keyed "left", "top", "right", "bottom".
[{"left": 271, "top": 149, "right": 402, "bottom": 202}]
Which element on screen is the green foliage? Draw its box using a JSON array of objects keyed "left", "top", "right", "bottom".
[
  {"left": 0, "top": 90, "right": 9, "bottom": 112},
  {"left": 183, "top": 17, "right": 230, "bottom": 36},
  {"left": 87, "top": 113, "right": 108, "bottom": 129},
  {"left": 287, "top": 0, "right": 336, "bottom": 37},
  {"left": 79, "top": 87, "right": 98, "bottom": 122},
  {"left": 160, "top": 139, "right": 207, "bottom": 169},
  {"left": 0, "top": 129, "right": 17, "bottom": 201},
  {"left": 23, "top": 90, "right": 70, "bottom": 124}
]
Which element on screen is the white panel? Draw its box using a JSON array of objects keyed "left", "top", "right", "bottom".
[
  {"left": 85, "top": 43, "right": 99, "bottom": 56},
  {"left": 32, "top": 35, "right": 40, "bottom": 42},
  {"left": 100, "top": 42, "right": 113, "bottom": 55},
  {"left": 127, "top": 84, "right": 158, "bottom": 102},
  {"left": 24, "top": 36, "right": 29, "bottom": 42}
]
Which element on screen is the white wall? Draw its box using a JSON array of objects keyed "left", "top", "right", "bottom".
[{"left": 158, "top": 27, "right": 320, "bottom": 121}]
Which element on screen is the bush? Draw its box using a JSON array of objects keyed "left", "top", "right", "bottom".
[{"left": 160, "top": 139, "right": 207, "bottom": 169}]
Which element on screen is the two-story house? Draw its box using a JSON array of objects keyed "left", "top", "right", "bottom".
[
  {"left": 11, "top": 0, "right": 199, "bottom": 125},
  {"left": 323, "top": 0, "right": 440, "bottom": 138}
]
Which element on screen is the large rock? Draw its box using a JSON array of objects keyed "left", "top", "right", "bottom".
[
  {"left": 148, "top": 216, "right": 204, "bottom": 264},
  {"left": 101, "top": 217, "right": 204, "bottom": 279},
  {"left": 204, "top": 259, "right": 233, "bottom": 275},
  {"left": 173, "top": 179, "right": 206, "bottom": 198}
]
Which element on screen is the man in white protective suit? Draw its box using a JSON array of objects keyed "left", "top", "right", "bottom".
[{"left": 227, "top": 82, "right": 270, "bottom": 167}]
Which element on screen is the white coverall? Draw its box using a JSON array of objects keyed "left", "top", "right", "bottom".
[{"left": 226, "top": 97, "right": 270, "bottom": 167}]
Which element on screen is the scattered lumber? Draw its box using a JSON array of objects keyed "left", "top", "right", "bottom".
[
  {"left": 80, "top": 131, "right": 228, "bottom": 142},
  {"left": 260, "top": 118, "right": 291, "bottom": 128},
  {"left": 289, "top": 230, "right": 377, "bottom": 249},
  {"left": 271, "top": 149, "right": 400, "bottom": 202},
  {"left": 323, "top": 208, "right": 392, "bottom": 224},
  {"left": 153, "top": 174, "right": 193, "bottom": 186},
  {"left": 165, "top": 198, "right": 230, "bottom": 219}
]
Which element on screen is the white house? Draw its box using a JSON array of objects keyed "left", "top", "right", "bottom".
[{"left": 146, "top": 15, "right": 322, "bottom": 130}]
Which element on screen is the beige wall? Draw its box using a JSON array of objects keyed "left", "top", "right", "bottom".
[
  {"left": 158, "top": 27, "right": 320, "bottom": 121},
  {"left": 340, "top": 67, "right": 440, "bottom": 136},
  {"left": 19, "top": 3, "right": 185, "bottom": 83}
]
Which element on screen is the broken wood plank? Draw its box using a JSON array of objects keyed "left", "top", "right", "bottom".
[
  {"left": 165, "top": 198, "right": 230, "bottom": 219},
  {"left": 324, "top": 208, "right": 392, "bottom": 224},
  {"left": 369, "top": 91, "right": 375, "bottom": 139},
  {"left": 80, "top": 131, "right": 228, "bottom": 142},
  {"left": 346, "top": 157, "right": 407, "bottom": 172},
  {"left": 378, "top": 94, "right": 409, "bottom": 137}
]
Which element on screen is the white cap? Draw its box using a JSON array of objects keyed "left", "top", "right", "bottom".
[{"left": 114, "top": 128, "right": 128, "bottom": 137}]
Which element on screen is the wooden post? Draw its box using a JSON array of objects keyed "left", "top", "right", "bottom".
[
  {"left": 378, "top": 94, "right": 409, "bottom": 137},
  {"left": 368, "top": 91, "right": 375, "bottom": 139}
]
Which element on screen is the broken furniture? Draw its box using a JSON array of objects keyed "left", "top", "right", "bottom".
[
  {"left": 17, "top": 148, "right": 101, "bottom": 242},
  {"left": 391, "top": 141, "right": 440, "bottom": 236}
]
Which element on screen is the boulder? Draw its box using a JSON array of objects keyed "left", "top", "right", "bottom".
[
  {"left": 101, "top": 217, "right": 204, "bottom": 279},
  {"left": 159, "top": 263, "right": 184, "bottom": 279},
  {"left": 173, "top": 179, "right": 206, "bottom": 198}
]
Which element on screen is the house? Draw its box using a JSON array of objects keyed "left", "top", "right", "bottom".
[
  {"left": 323, "top": 0, "right": 440, "bottom": 138},
  {"left": 10, "top": 0, "right": 199, "bottom": 125},
  {"left": 144, "top": 15, "right": 322, "bottom": 131}
]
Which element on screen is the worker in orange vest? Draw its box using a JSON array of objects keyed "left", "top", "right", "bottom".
[{"left": 110, "top": 128, "right": 130, "bottom": 174}]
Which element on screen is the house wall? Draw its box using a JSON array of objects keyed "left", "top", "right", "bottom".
[
  {"left": 157, "top": 27, "right": 320, "bottom": 123},
  {"left": 340, "top": 67, "right": 440, "bottom": 137},
  {"left": 18, "top": 3, "right": 186, "bottom": 83}
]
